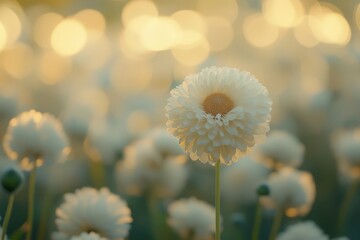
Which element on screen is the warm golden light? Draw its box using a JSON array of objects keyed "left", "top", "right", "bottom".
[
  {"left": 206, "top": 17, "right": 233, "bottom": 52},
  {"left": 0, "top": 5, "right": 22, "bottom": 48},
  {"left": 171, "top": 35, "right": 210, "bottom": 66},
  {"left": 197, "top": 0, "right": 238, "bottom": 23},
  {"left": 356, "top": 4, "right": 360, "bottom": 30},
  {"left": 243, "top": 14, "right": 279, "bottom": 48},
  {"left": 74, "top": 9, "right": 106, "bottom": 40},
  {"left": 122, "top": 0, "right": 158, "bottom": 26},
  {"left": 33, "top": 12, "right": 63, "bottom": 49},
  {"left": 119, "top": 28, "right": 154, "bottom": 59},
  {"left": 309, "top": 4, "right": 351, "bottom": 46},
  {"left": 39, "top": 50, "right": 71, "bottom": 84},
  {"left": 51, "top": 19, "right": 87, "bottom": 56},
  {"left": 263, "top": 0, "right": 305, "bottom": 28},
  {"left": 293, "top": 17, "right": 319, "bottom": 48},
  {"left": 2, "top": 43, "right": 33, "bottom": 79},
  {"left": 0, "top": 22, "right": 7, "bottom": 51},
  {"left": 139, "top": 16, "right": 182, "bottom": 51},
  {"left": 127, "top": 111, "right": 151, "bottom": 135}
]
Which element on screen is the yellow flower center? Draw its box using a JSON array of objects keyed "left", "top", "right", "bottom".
[{"left": 202, "top": 93, "right": 234, "bottom": 115}]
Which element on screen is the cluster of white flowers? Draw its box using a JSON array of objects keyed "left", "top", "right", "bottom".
[
  {"left": 115, "top": 128, "right": 187, "bottom": 198},
  {"left": 3, "top": 110, "right": 70, "bottom": 170},
  {"left": 261, "top": 168, "right": 315, "bottom": 217},
  {"left": 277, "top": 221, "right": 328, "bottom": 240},
  {"left": 166, "top": 66, "right": 272, "bottom": 165},
  {"left": 53, "top": 187, "right": 132, "bottom": 240},
  {"left": 255, "top": 130, "right": 304, "bottom": 169},
  {"left": 167, "top": 198, "right": 216, "bottom": 240},
  {"left": 70, "top": 232, "right": 107, "bottom": 240}
]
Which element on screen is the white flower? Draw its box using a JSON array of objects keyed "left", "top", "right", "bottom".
[
  {"left": 166, "top": 66, "right": 272, "bottom": 165},
  {"left": 255, "top": 130, "right": 304, "bottom": 169},
  {"left": 70, "top": 232, "right": 107, "bottom": 240},
  {"left": 3, "top": 110, "right": 70, "bottom": 170},
  {"left": 53, "top": 187, "right": 132, "bottom": 240},
  {"left": 333, "top": 129, "right": 360, "bottom": 179},
  {"left": 148, "top": 128, "right": 184, "bottom": 157},
  {"left": 261, "top": 168, "right": 315, "bottom": 217},
  {"left": 277, "top": 221, "right": 328, "bottom": 240},
  {"left": 168, "top": 198, "right": 216, "bottom": 239},
  {"left": 222, "top": 156, "right": 269, "bottom": 204},
  {"left": 115, "top": 137, "right": 187, "bottom": 198}
]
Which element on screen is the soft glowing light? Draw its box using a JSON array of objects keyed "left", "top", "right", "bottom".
[
  {"left": 122, "top": 0, "right": 158, "bottom": 26},
  {"left": 263, "top": 0, "right": 304, "bottom": 28},
  {"left": 2, "top": 43, "right": 33, "bottom": 79},
  {"left": 119, "top": 28, "right": 154, "bottom": 59},
  {"left": 139, "top": 16, "right": 182, "bottom": 51},
  {"left": 74, "top": 9, "right": 106, "bottom": 39},
  {"left": 0, "top": 6, "right": 22, "bottom": 48},
  {"left": 197, "top": 0, "right": 238, "bottom": 22},
  {"left": 51, "top": 19, "right": 87, "bottom": 56},
  {"left": 356, "top": 4, "right": 360, "bottom": 30},
  {"left": 171, "top": 35, "right": 210, "bottom": 66},
  {"left": 33, "top": 12, "right": 63, "bottom": 49},
  {"left": 39, "top": 51, "right": 71, "bottom": 84},
  {"left": 243, "top": 14, "right": 279, "bottom": 48},
  {"left": 0, "top": 23, "right": 7, "bottom": 51},
  {"left": 206, "top": 17, "right": 233, "bottom": 52},
  {"left": 309, "top": 4, "right": 351, "bottom": 46},
  {"left": 293, "top": 17, "right": 319, "bottom": 47},
  {"left": 127, "top": 111, "right": 151, "bottom": 135}
]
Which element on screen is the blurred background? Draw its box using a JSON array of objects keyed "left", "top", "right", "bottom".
[{"left": 0, "top": 0, "right": 360, "bottom": 239}]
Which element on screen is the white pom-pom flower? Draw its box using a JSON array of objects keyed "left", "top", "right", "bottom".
[
  {"left": 277, "top": 221, "right": 328, "bottom": 240},
  {"left": 53, "top": 187, "right": 132, "bottom": 240},
  {"left": 261, "top": 168, "right": 315, "bottom": 217},
  {"left": 255, "top": 130, "right": 304, "bottom": 169},
  {"left": 3, "top": 110, "right": 70, "bottom": 170},
  {"left": 333, "top": 129, "right": 360, "bottom": 179},
  {"left": 168, "top": 198, "right": 216, "bottom": 239},
  {"left": 222, "top": 156, "right": 269, "bottom": 205},
  {"left": 70, "top": 232, "right": 107, "bottom": 240},
  {"left": 166, "top": 66, "right": 272, "bottom": 165},
  {"left": 115, "top": 133, "right": 187, "bottom": 198}
]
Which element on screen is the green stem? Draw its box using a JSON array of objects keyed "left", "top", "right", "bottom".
[
  {"left": 1, "top": 194, "right": 15, "bottom": 240},
  {"left": 337, "top": 180, "right": 359, "bottom": 235},
  {"left": 215, "top": 160, "right": 221, "bottom": 240},
  {"left": 268, "top": 207, "right": 283, "bottom": 240},
  {"left": 89, "top": 161, "right": 106, "bottom": 188},
  {"left": 26, "top": 164, "right": 37, "bottom": 240},
  {"left": 252, "top": 197, "right": 262, "bottom": 240},
  {"left": 37, "top": 189, "right": 53, "bottom": 240}
]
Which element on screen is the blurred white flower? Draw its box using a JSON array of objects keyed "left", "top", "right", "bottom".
[
  {"left": 115, "top": 135, "right": 187, "bottom": 198},
  {"left": 70, "top": 232, "right": 107, "bottom": 240},
  {"left": 221, "top": 156, "right": 269, "bottom": 205},
  {"left": 277, "top": 221, "right": 328, "bottom": 240},
  {"left": 261, "top": 168, "right": 315, "bottom": 217},
  {"left": 3, "top": 110, "right": 70, "bottom": 170},
  {"left": 53, "top": 187, "right": 132, "bottom": 240},
  {"left": 148, "top": 128, "right": 184, "bottom": 157},
  {"left": 168, "top": 198, "right": 216, "bottom": 239},
  {"left": 333, "top": 128, "right": 360, "bottom": 179},
  {"left": 255, "top": 130, "right": 304, "bottom": 169},
  {"left": 166, "top": 66, "right": 272, "bottom": 165}
]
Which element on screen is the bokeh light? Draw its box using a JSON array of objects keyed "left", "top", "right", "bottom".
[
  {"left": 206, "top": 17, "right": 233, "bottom": 52},
  {"left": 121, "top": 0, "right": 158, "bottom": 26},
  {"left": 51, "top": 18, "right": 87, "bottom": 56},
  {"left": 74, "top": 9, "right": 106, "bottom": 40},
  {"left": 38, "top": 50, "right": 71, "bottom": 84},
  {"left": 293, "top": 17, "right": 319, "bottom": 48},
  {"left": 0, "top": 4, "right": 22, "bottom": 50},
  {"left": 33, "top": 12, "right": 64, "bottom": 49},
  {"left": 2, "top": 43, "right": 33, "bottom": 79}
]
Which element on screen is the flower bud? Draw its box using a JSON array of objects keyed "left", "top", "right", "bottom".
[
  {"left": 257, "top": 183, "right": 270, "bottom": 196},
  {"left": 1, "top": 166, "right": 24, "bottom": 194}
]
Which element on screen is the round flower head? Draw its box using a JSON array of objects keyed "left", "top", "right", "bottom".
[
  {"left": 255, "top": 130, "right": 304, "bottom": 169},
  {"left": 277, "top": 221, "right": 328, "bottom": 240},
  {"left": 53, "top": 187, "right": 132, "bottom": 240},
  {"left": 333, "top": 129, "right": 360, "bottom": 179},
  {"left": 221, "top": 156, "right": 269, "bottom": 205},
  {"left": 148, "top": 128, "right": 185, "bottom": 157},
  {"left": 261, "top": 168, "right": 315, "bottom": 217},
  {"left": 115, "top": 138, "right": 187, "bottom": 198},
  {"left": 3, "top": 110, "right": 70, "bottom": 170},
  {"left": 70, "top": 232, "right": 107, "bottom": 240},
  {"left": 168, "top": 198, "right": 217, "bottom": 239},
  {"left": 166, "top": 66, "right": 272, "bottom": 165}
]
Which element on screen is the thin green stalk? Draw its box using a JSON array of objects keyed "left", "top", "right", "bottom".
[
  {"left": 37, "top": 189, "right": 53, "bottom": 240},
  {"left": 89, "top": 161, "right": 106, "bottom": 188},
  {"left": 1, "top": 194, "right": 15, "bottom": 240},
  {"left": 252, "top": 197, "right": 262, "bottom": 240},
  {"left": 268, "top": 207, "right": 283, "bottom": 240},
  {"left": 215, "top": 160, "right": 221, "bottom": 240},
  {"left": 26, "top": 164, "right": 37, "bottom": 240},
  {"left": 337, "top": 180, "right": 359, "bottom": 235}
]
